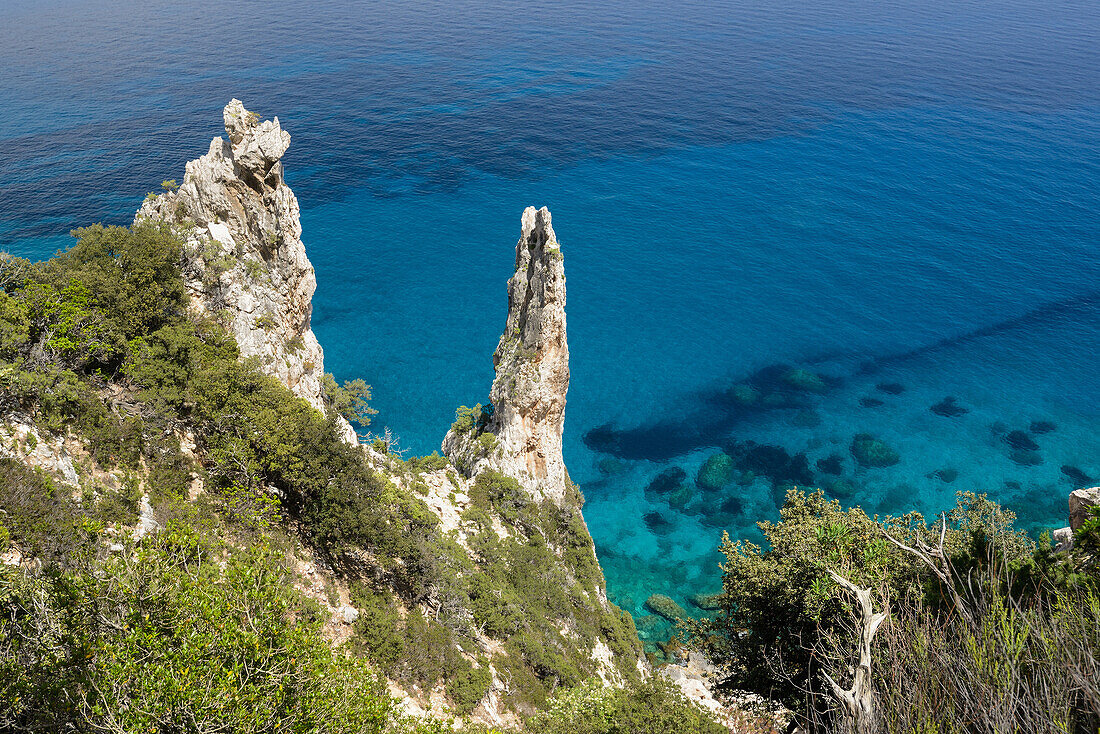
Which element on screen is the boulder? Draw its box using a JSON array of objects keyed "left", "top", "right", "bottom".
[
  {"left": 931, "top": 396, "right": 968, "bottom": 417},
  {"left": 645, "top": 594, "right": 688, "bottom": 622},
  {"left": 689, "top": 592, "right": 724, "bottom": 611},
  {"left": 1005, "top": 430, "right": 1039, "bottom": 452},
  {"left": 1061, "top": 465, "right": 1093, "bottom": 488},
  {"left": 1009, "top": 449, "right": 1043, "bottom": 467},
  {"left": 1069, "top": 487, "right": 1100, "bottom": 532},
  {"left": 696, "top": 453, "right": 736, "bottom": 491},
  {"left": 1053, "top": 526, "right": 1074, "bottom": 553},
  {"left": 816, "top": 453, "right": 844, "bottom": 476},
  {"left": 782, "top": 368, "right": 827, "bottom": 393},
  {"left": 849, "top": 433, "right": 900, "bottom": 468},
  {"left": 733, "top": 442, "right": 814, "bottom": 486},
  {"left": 646, "top": 467, "right": 688, "bottom": 500}
]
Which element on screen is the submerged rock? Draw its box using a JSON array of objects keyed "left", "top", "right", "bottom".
[
  {"left": 667, "top": 483, "right": 694, "bottom": 510},
  {"left": 1009, "top": 449, "right": 1043, "bottom": 467},
  {"left": 816, "top": 453, "right": 845, "bottom": 476},
  {"left": 700, "top": 497, "right": 743, "bottom": 529},
  {"left": 647, "top": 467, "right": 688, "bottom": 498},
  {"left": 1005, "top": 430, "right": 1039, "bottom": 452},
  {"left": 877, "top": 484, "right": 916, "bottom": 516},
  {"left": 1029, "top": 420, "right": 1057, "bottom": 435},
  {"left": 731, "top": 442, "right": 814, "bottom": 487},
  {"left": 634, "top": 614, "right": 663, "bottom": 638},
  {"left": 931, "top": 396, "right": 968, "bottom": 417},
  {"left": 696, "top": 453, "right": 736, "bottom": 491},
  {"left": 824, "top": 479, "right": 857, "bottom": 500},
  {"left": 931, "top": 468, "right": 959, "bottom": 483},
  {"left": 645, "top": 594, "right": 688, "bottom": 622},
  {"left": 850, "top": 433, "right": 900, "bottom": 468},
  {"left": 875, "top": 382, "right": 905, "bottom": 395},
  {"left": 782, "top": 368, "right": 827, "bottom": 393},
  {"left": 1061, "top": 465, "right": 1094, "bottom": 488},
  {"left": 644, "top": 511, "right": 675, "bottom": 535},
  {"left": 728, "top": 384, "right": 760, "bottom": 406},
  {"left": 689, "top": 592, "right": 725, "bottom": 611},
  {"left": 859, "top": 396, "right": 885, "bottom": 408},
  {"left": 596, "top": 457, "right": 626, "bottom": 475},
  {"left": 699, "top": 497, "right": 743, "bottom": 530}
]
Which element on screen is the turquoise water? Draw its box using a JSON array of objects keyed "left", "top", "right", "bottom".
[{"left": 3, "top": 0, "right": 1099, "bottom": 646}]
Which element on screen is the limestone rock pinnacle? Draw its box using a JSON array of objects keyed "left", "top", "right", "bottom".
[
  {"left": 136, "top": 100, "right": 355, "bottom": 443},
  {"left": 444, "top": 206, "right": 571, "bottom": 504}
]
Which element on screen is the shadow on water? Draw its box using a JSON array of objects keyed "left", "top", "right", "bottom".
[{"left": 583, "top": 291, "right": 1100, "bottom": 461}]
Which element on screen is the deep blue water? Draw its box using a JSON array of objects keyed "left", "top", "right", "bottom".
[{"left": 4, "top": 0, "right": 1100, "bottom": 647}]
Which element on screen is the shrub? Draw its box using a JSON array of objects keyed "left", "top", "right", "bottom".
[
  {"left": 526, "top": 677, "right": 726, "bottom": 734},
  {"left": 323, "top": 372, "right": 378, "bottom": 425},
  {"left": 0, "top": 522, "right": 405, "bottom": 733},
  {"left": 0, "top": 458, "right": 91, "bottom": 565}
]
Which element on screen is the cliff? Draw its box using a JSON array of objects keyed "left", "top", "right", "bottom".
[
  {"left": 443, "top": 207, "right": 571, "bottom": 504},
  {"left": 135, "top": 100, "right": 352, "bottom": 441},
  {"left": 128, "top": 102, "right": 641, "bottom": 722}
]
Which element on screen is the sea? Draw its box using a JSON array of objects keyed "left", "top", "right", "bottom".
[{"left": 3, "top": 0, "right": 1099, "bottom": 647}]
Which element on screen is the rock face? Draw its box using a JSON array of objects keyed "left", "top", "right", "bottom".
[
  {"left": 444, "top": 207, "right": 570, "bottom": 504},
  {"left": 1069, "top": 487, "right": 1100, "bottom": 532},
  {"left": 136, "top": 100, "right": 350, "bottom": 440}
]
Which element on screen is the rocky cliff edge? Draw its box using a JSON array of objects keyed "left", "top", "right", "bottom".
[{"left": 135, "top": 100, "right": 354, "bottom": 442}]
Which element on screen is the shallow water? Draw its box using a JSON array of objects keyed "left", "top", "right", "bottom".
[{"left": 3, "top": 0, "right": 1099, "bottom": 646}]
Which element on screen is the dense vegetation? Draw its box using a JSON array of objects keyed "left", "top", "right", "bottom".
[
  {"left": 0, "top": 224, "right": 719, "bottom": 732},
  {"left": 688, "top": 488, "right": 1100, "bottom": 732}
]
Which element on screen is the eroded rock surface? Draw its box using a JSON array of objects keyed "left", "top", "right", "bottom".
[
  {"left": 1070, "top": 486, "right": 1100, "bottom": 532},
  {"left": 136, "top": 99, "right": 352, "bottom": 441},
  {"left": 444, "top": 206, "right": 570, "bottom": 503}
]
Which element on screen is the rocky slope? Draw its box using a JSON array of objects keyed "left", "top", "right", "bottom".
[
  {"left": 443, "top": 207, "right": 571, "bottom": 504},
  {"left": 135, "top": 100, "right": 353, "bottom": 441},
  {"left": 132, "top": 101, "right": 640, "bottom": 722}
]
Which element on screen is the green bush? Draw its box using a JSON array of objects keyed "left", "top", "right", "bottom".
[
  {"left": 526, "top": 677, "right": 726, "bottom": 734},
  {"left": 0, "top": 521, "right": 406, "bottom": 733},
  {"left": 444, "top": 661, "right": 493, "bottom": 715},
  {"left": 323, "top": 372, "right": 377, "bottom": 425},
  {"left": 687, "top": 488, "right": 1040, "bottom": 704},
  {"left": 0, "top": 458, "right": 92, "bottom": 564}
]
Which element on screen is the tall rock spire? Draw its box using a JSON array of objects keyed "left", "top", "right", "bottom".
[
  {"left": 444, "top": 206, "right": 571, "bottom": 504},
  {"left": 136, "top": 100, "right": 355, "bottom": 442}
]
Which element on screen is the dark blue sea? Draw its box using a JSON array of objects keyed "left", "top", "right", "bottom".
[{"left": 4, "top": 0, "right": 1099, "bottom": 645}]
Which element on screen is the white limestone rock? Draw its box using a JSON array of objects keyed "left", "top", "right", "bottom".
[
  {"left": 1069, "top": 486, "right": 1100, "bottom": 532},
  {"left": 136, "top": 99, "right": 355, "bottom": 444},
  {"left": 443, "top": 207, "right": 570, "bottom": 504}
]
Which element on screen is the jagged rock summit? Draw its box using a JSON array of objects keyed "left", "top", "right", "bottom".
[
  {"left": 444, "top": 206, "right": 571, "bottom": 504},
  {"left": 136, "top": 99, "right": 352, "bottom": 440}
]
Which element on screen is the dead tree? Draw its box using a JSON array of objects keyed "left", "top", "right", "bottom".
[
  {"left": 881, "top": 514, "right": 974, "bottom": 628},
  {"left": 823, "top": 570, "right": 888, "bottom": 734}
]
